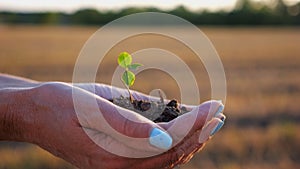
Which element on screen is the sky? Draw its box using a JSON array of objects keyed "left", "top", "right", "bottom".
[{"left": 0, "top": 0, "right": 299, "bottom": 13}]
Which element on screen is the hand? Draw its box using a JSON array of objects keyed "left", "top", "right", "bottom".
[
  {"left": 68, "top": 83, "right": 225, "bottom": 168},
  {"left": 0, "top": 74, "right": 225, "bottom": 169}
]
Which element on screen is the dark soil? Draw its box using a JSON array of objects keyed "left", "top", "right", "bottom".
[{"left": 111, "top": 96, "right": 188, "bottom": 123}]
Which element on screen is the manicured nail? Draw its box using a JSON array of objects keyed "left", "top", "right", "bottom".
[
  {"left": 215, "top": 104, "right": 224, "bottom": 117},
  {"left": 149, "top": 128, "right": 173, "bottom": 150},
  {"left": 210, "top": 120, "right": 224, "bottom": 136}
]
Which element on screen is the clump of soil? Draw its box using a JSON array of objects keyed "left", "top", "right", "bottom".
[{"left": 111, "top": 96, "right": 188, "bottom": 123}]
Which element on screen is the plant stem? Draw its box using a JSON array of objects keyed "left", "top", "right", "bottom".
[{"left": 121, "top": 78, "right": 134, "bottom": 103}]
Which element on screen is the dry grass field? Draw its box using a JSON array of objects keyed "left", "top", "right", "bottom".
[{"left": 0, "top": 25, "right": 300, "bottom": 169}]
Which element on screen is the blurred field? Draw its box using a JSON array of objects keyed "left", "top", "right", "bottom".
[{"left": 0, "top": 25, "right": 300, "bottom": 169}]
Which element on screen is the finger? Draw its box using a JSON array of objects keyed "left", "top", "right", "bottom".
[
  {"left": 178, "top": 116, "right": 226, "bottom": 165},
  {"left": 98, "top": 97, "right": 173, "bottom": 151},
  {"left": 75, "top": 83, "right": 188, "bottom": 108},
  {"left": 167, "top": 117, "right": 225, "bottom": 167},
  {"left": 129, "top": 121, "right": 208, "bottom": 168},
  {"left": 73, "top": 83, "right": 123, "bottom": 100},
  {"left": 73, "top": 83, "right": 154, "bottom": 101},
  {"left": 74, "top": 83, "right": 203, "bottom": 114},
  {"left": 199, "top": 117, "right": 225, "bottom": 143},
  {"left": 175, "top": 118, "right": 223, "bottom": 166},
  {"left": 73, "top": 87, "right": 173, "bottom": 155},
  {"left": 159, "top": 100, "right": 224, "bottom": 146}
]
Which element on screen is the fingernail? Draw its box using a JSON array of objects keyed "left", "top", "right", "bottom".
[
  {"left": 149, "top": 128, "right": 173, "bottom": 150},
  {"left": 215, "top": 104, "right": 224, "bottom": 117},
  {"left": 210, "top": 120, "right": 224, "bottom": 136}
]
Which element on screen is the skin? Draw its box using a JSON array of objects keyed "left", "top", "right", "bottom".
[{"left": 0, "top": 73, "right": 225, "bottom": 169}]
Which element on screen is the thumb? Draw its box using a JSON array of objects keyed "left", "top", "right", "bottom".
[
  {"left": 97, "top": 97, "right": 173, "bottom": 151},
  {"left": 73, "top": 87, "right": 173, "bottom": 154}
]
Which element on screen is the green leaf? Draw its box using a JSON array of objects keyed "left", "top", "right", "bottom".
[
  {"left": 122, "top": 70, "right": 135, "bottom": 87},
  {"left": 118, "top": 52, "right": 132, "bottom": 68},
  {"left": 127, "top": 63, "right": 143, "bottom": 70}
]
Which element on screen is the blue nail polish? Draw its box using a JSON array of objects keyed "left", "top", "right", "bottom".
[
  {"left": 149, "top": 128, "right": 173, "bottom": 150},
  {"left": 210, "top": 121, "right": 224, "bottom": 136},
  {"left": 215, "top": 105, "right": 224, "bottom": 116}
]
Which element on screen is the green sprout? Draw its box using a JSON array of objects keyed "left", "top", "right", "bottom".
[{"left": 118, "top": 52, "right": 143, "bottom": 102}]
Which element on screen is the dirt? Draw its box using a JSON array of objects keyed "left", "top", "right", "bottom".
[{"left": 111, "top": 96, "right": 188, "bottom": 122}]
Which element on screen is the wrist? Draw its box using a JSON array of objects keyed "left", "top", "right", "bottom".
[{"left": 0, "top": 88, "right": 37, "bottom": 142}]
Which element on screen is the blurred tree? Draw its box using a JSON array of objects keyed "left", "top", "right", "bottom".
[
  {"left": 40, "top": 12, "right": 60, "bottom": 24},
  {"left": 0, "top": 0, "right": 299, "bottom": 26},
  {"left": 72, "top": 8, "right": 101, "bottom": 25},
  {"left": 274, "top": 0, "right": 288, "bottom": 15}
]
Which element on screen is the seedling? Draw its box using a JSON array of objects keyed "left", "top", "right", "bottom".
[
  {"left": 114, "top": 52, "right": 188, "bottom": 122},
  {"left": 118, "top": 52, "right": 143, "bottom": 102}
]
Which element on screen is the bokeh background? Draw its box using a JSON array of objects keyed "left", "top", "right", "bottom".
[{"left": 1, "top": 0, "right": 300, "bottom": 168}]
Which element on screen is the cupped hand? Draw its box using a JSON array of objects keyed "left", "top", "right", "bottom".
[{"left": 28, "top": 82, "right": 225, "bottom": 169}]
